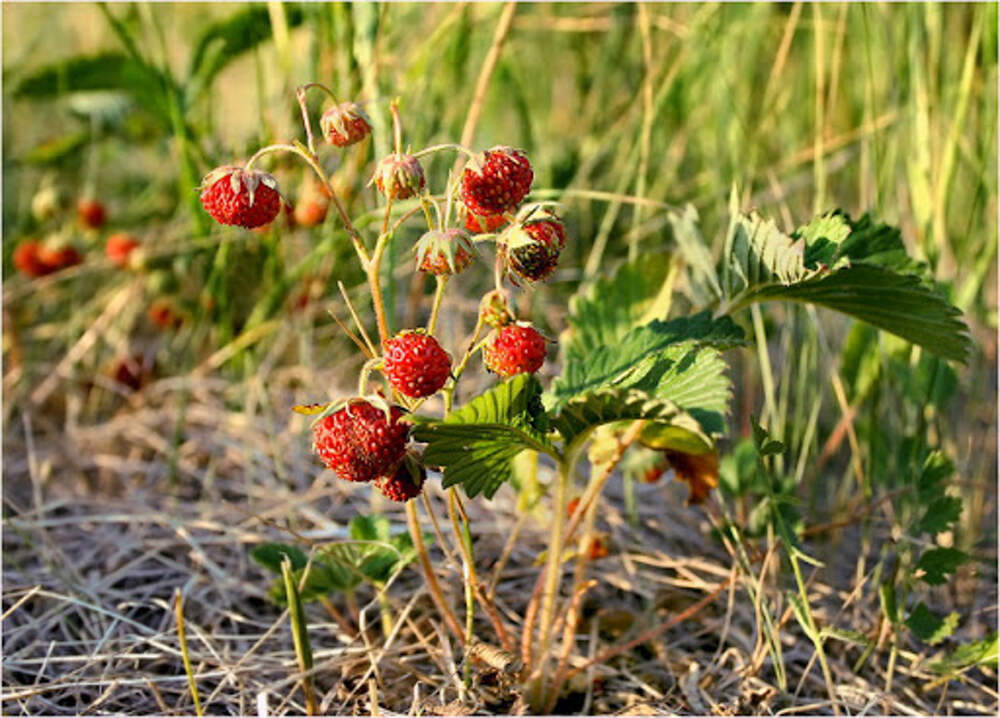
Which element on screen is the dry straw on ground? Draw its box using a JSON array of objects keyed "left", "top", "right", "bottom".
[{"left": 3, "top": 320, "right": 996, "bottom": 715}]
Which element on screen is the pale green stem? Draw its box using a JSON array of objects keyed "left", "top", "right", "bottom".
[{"left": 427, "top": 276, "right": 448, "bottom": 335}]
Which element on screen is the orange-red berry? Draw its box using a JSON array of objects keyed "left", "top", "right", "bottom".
[
  {"left": 312, "top": 400, "right": 409, "bottom": 483},
  {"left": 199, "top": 166, "right": 282, "bottom": 229},
  {"left": 382, "top": 331, "right": 452, "bottom": 399},
  {"left": 461, "top": 146, "right": 533, "bottom": 216},
  {"left": 483, "top": 324, "right": 547, "bottom": 377},
  {"left": 105, "top": 233, "right": 140, "bottom": 268}
]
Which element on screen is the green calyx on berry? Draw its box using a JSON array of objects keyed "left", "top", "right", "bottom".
[
  {"left": 478, "top": 290, "right": 514, "bottom": 329},
  {"left": 414, "top": 228, "right": 476, "bottom": 276},
  {"left": 320, "top": 102, "right": 372, "bottom": 147},
  {"left": 369, "top": 153, "right": 426, "bottom": 200},
  {"left": 500, "top": 209, "right": 566, "bottom": 283}
]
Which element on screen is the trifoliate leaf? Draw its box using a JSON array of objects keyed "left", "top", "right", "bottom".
[
  {"left": 412, "top": 374, "right": 555, "bottom": 499},
  {"left": 906, "top": 602, "right": 960, "bottom": 645}
]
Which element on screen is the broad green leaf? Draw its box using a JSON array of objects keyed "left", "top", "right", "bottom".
[
  {"left": 918, "top": 451, "right": 956, "bottom": 503},
  {"left": 412, "top": 375, "right": 555, "bottom": 499},
  {"left": 549, "top": 312, "right": 744, "bottom": 413},
  {"left": 721, "top": 209, "right": 971, "bottom": 362},
  {"left": 905, "top": 602, "right": 960, "bottom": 645},
  {"left": 250, "top": 543, "right": 308, "bottom": 574},
  {"left": 931, "top": 633, "right": 998, "bottom": 674},
  {"left": 268, "top": 559, "right": 353, "bottom": 606},
  {"left": 187, "top": 4, "right": 306, "bottom": 97},
  {"left": 916, "top": 496, "right": 963, "bottom": 535},
  {"left": 551, "top": 387, "right": 711, "bottom": 450},
  {"left": 564, "top": 254, "right": 676, "bottom": 358},
  {"left": 917, "top": 547, "right": 968, "bottom": 585}
]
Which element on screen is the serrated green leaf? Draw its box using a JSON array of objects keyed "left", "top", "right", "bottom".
[
  {"left": 551, "top": 387, "right": 711, "bottom": 450},
  {"left": 906, "top": 602, "right": 960, "bottom": 645},
  {"left": 916, "top": 496, "right": 963, "bottom": 535},
  {"left": 723, "top": 210, "right": 818, "bottom": 298},
  {"left": 917, "top": 547, "right": 968, "bottom": 585},
  {"left": 549, "top": 312, "right": 744, "bottom": 414},
  {"left": 250, "top": 543, "right": 309, "bottom": 574},
  {"left": 931, "top": 633, "right": 998, "bottom": 674},
  {"left": 412, "top": 375, "right": 555, "bottom": 499},
  {"left": 736, "top": 264, "right": 970, "bottom": 362},
  {"left": 639, "top": 422, "right": 714, "bottom": 454},
  {"left": 564, "top": 254, "right": 676, "bottom": 358},
  {"left": 269, "top": 560, "right": 350, "bottom": 606},
  {"left": 918, "top": 451, "right": 956, "bottom": 503}
]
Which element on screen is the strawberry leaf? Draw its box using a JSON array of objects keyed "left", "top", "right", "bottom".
[
  {"left": 917, "top": 547, "right": 968, "bottom": 586},
  {"left": 905, "top": 602, "right": 960, "bottom": 646},
  {"left": 411, "top": 374, "right": 556, "bottom": 499},
  {"left": 563, "top": 254, "right": 677, "bottom": 358}
]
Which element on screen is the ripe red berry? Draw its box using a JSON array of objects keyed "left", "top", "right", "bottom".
[
  {"left": 382, "top": 331, "right": 452, "bottom": 398},
  {"left": 641, "top": 461, "right": 667, "bottom": 484},
  {"left": 13, "top": 241, "right": 49, "bottom": 278},
  {"left": 370, "top": 154, "right": 425, "bottom": 200},
  {"left": 414, "top": 229, "right": 474, "bottom": 276},
  {"left": 464, "top": 211, "right": 508, "bottom": 234},
  {"left": 199, "top": 165, "right": 282, "bottom": 229},
  {"left": 105, "top": 233, "right": 140, "bottom": 268},
  {"left": 111, "top": 353, "right": 153, "bottom": 392},
  {"left": 460, "top": 146, "right": 533, "bottom": 216},
  {"left": 377, "top": 460, "right": 425, "bottom": 502},
  {"left": 588, "top": 537, "right": 609, "bottom": 560},
  {"left": 320, "top": 102, "right": 372, "bottom": 147},
  {"left": 312, "top": 400, "right": 409, "bottom": 483},
  {"left": 37, "top": 244, "right": 81, "bottom": 273},
  {"left": 505, "top": 217, "right": 566, "bottom": 283},
  {"left": 483, "top": 323, "right": 547, "bottom": 377},
  {"left": 148, "top": 300, "right": 182, "bottom": 330},
  {"left": 77, "top": 198, "right": 107, "bottom": 230}
]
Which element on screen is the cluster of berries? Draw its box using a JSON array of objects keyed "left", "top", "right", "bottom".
[{"left": 196, "top": 90, "right": 570, "bottom": 502}]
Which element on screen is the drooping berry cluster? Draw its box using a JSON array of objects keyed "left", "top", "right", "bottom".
[{"left": 312, "top": 401, "right": 410, "bottom": 484}]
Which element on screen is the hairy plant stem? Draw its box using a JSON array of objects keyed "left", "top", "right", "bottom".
[
  {"left": 405, "top": 500, "right": 465, "bottom": 644},
  {"left": 529, "top": 455, "right": 573, "bottom": 709},
  {"left": 427, "top": 276, "right": 448, "bottom": 334},
  {"left": 442, "top": 318, "right": 485, "bottom": 415}
]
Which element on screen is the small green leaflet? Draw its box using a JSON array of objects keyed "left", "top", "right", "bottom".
[
  {"left": 917, "top": 547, "right": 968, "bottom": 586},
  {"left": 412, "top": 374, "right": 555, "bottom": 499},
  {"left": 931, "top": 633, "right": 998, "bottom": 674},
  {"left": 905, "top": 602, "right": 960, "bottom": 646}
]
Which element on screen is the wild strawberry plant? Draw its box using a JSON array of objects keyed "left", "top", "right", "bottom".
[{"left": 197, "top": 82, "right": 973, "bottom": 712}]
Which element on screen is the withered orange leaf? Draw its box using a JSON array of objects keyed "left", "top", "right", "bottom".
[{"left": 664, "top": 450, "right": 719, "bottom": 505}]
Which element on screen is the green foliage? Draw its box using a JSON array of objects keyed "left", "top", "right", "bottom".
[
  {"left": 412, "top": 374, "right": 555, "bottom": 499},
  {"left": 563, "top": 254, "right": 676, "bottom": 358},
  {"left": 187, "top": 4, "right": 306, "bottom": 99},
  {"left": 915, "top": 496, "right": 963, "bottom": 535},
  {"left": 551, "top": 388, "right": 710, "bottom": 452},
  {"left": 931, "top": 633, "right": 999, "bottom": 674},
  {"left": 667, "top": 205, "right": 722, "bottom": 306},
  {"left": 252, "top": 516, "right": 421, "bottom": 606},
  {"left": 905, "top": 602, "right": 960, "bottom": 645},
  {"left": 917, "top": 547, "right": 968, "bottom": 586},
  {"left": 718, "top": 207, "right": 971, "bottom": 362},
  {"left": 549, "top": 312, "right": 744, "bottom": 414}
]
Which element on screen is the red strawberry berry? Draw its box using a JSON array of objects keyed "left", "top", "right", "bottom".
[
  {"left": 13, "top": 241, "right": 49, "bottom": 278},
  {"left": 464, "top": 211, "right": 508, "bottom": 234},
  {"left": 377, "top": 460, "right": 425, "bottom": 502},
  {"left": 370, "top": 154, "right": 425, "bottom": 200},
  {"left": 199, "top": 165, "right": 282, "bottom": 229},
  {"left": 105, "top": 233, "right": 140, "bottom": 268},
  {"left": 37, "top": 244, "right": 81, "bottom": 273},
  {"left": 382, "top": 331, "right": 452, "bottom": 398},
  {"left": 414, "top": 229, "right": 474, "bottom": 276},
  {"left": 588, "top": 537, "right": 609, "bottom": 560},
  {"left": 505, "top": 217, "right": 566, "bottom": 283},
  {"left": 293, "top": 179, "right": 331, "bottom": 228},
  {"left": 111, "top": 353, "right": 154, "bottom": 392},
  {"left": 641, "top": 461, "right": 667, "bottom": 484},
  {"left": 148, "top": 300, "right": 183, "bottom": 330},
  {"left": 460, "top": 146, "right": 533, "bottom": 216},
  {"left": 77, "top": 198, "right": 107, "bottom": 230},
  {"left": 483, "top": 323, "right": 547, "bottom": 377},
  {"left": 320, "top": 102, "right": 372, "bottom": 147},
  {"left": 312, "top": 400, "right": 409, "bottom": 483}
]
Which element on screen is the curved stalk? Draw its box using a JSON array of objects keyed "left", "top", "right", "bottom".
[
  {"left": 405, "top": 501, "right": 465, "bottom": 644},
  {"left": 427, "top": 276, "right": 448, "bottom": 334}
]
